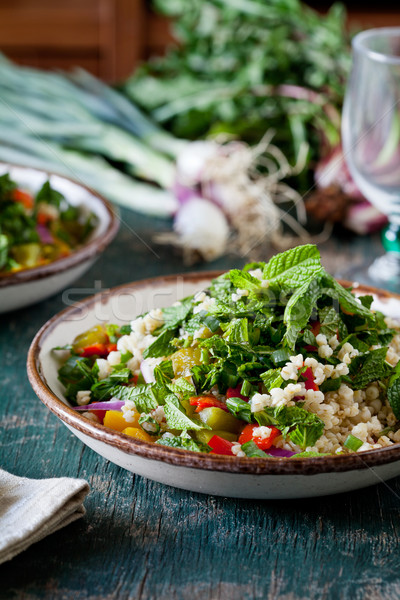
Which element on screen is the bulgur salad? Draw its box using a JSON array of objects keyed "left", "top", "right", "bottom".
[
  {"left": 0, "top": 173, "right": 96, "bottom": 274},
  {"left": 55, "top": 245, "right": 400, "bottom": 458}
]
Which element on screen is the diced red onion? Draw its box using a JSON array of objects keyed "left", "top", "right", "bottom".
[
  {"left": 268, "top": 447, "right": 297, "bottom": 458},
  {"left": 73, "top": 400, "right": 124, "bottom": 411},
  {"left": 36, "top": 224, "right": 54, "bottom": 244},
  {"left": 140, "top": 359, "right": 156, "bottom": 383}
]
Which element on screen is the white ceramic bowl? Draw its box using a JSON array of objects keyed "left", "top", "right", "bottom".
[
  {"left": 0, "top": 164, "right": 118, "bottom": 313},
  {"left": 27, "top": 273, "right": 400, "bottom": 499}
]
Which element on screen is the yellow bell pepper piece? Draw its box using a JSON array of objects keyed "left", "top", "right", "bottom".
[
  {"left": 122, "top": 427, "right": 154, "bottom": 443},
  {"left": 103, "top": 410, "right": 140, "bottom": 432}
]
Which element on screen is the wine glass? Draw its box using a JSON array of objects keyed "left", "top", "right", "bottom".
[{"left": 341, "top": 27, "right": 400, "bottom": 291}]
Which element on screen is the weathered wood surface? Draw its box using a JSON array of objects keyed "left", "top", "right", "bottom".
[{"left": 1, "top": 209, "right": 399, "bottom": 600}]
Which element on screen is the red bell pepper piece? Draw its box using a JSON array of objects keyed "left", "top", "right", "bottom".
[
  {"left": 208, "top": 435, "right": 234, "bottom": 456},
  {"left": 12, "top": 189, "right": 34, "bottom": 210},
  {"left": 238, "top": 423, "right": 280, "bottom": 450},
  {"left": 189, "top": 396, "right": 229, "bottom": 413},
  {"left": 78, "top": 343, "right": 117, "bottom": 358},
  {"left": 310, "top": 320, "right": 321, "bottom": 337},
  {"left": 226, "top": 384, "right": 249, "bottom": 402},
  {"left": 302, "top": 367, "right": 319, "bottom": 391}
]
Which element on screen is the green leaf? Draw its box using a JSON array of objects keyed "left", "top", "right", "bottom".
[
  {"left": 222, "top": 318, "right": 249, "bottom": 343},
  {"left": 110, "top": 383, "right": 164, "bottom": 413},
  {"left": 289, "top": 423, "right": 322, "bottom": 449},
  {"left": 90, "top": 368, "right": 131, "bottom": 400},
  {"left": 105, "top": 323, "right": 120, "bottom": 343},
  {"left": 226, "top": 397, "right": 252, "bottom": 423},
  {"left": 156, "top": 434, "right": 210, "bottom": 453},
  {"left": 167, "top": 377, "right": 196, "bottom": 396},
  {"left": 164, "top": 394, "right": 208, "bottom": 431},
  {"left": 36, "top": 180, "right": 64, "bottom": 208},
  {"left": 0, "top": 234, "right": 9, "bottom": 269},
  {"left": 350, "top": 347, "right": 392, "bottom": 390},
  {"left": 263, "top": 244, "right": 323, "bottom": 288},
  {"left": 241, "top": 440, "right": 269, "bottom": 458},
  {"left": 0, "top": 173, "right": 17, "bottom": 199},
  {"left": 283, "top": 274, "right": 324, "bottom": 348},
  {"left": 229, "top": 269, "right": 261, "bottom": 292},
  {"left": 387, "top": 363, "right": 400, "bottom": 419},
  {"left": 138, "top": 414, "right": 160, "bottom": 435},
  {"left": 254, "top": 404, "right": 324, "bottom": 449},
  {"left": 160, "top": 297, "right": 193, "bottom": 330},
  {"left": 359, "top": 295, "right": 374, "bottom": 310},
  {"left": 57, "top": 356, "right": 96, "bottom": 404},
  {"left": 318, "top": 306, "right": 340, "bottom": 338},
  {"left": 142, "top": 328, "right": 177, "bottom": 359},
  {"left": 260, "top": 368, "right": 284, "bottom": 392},
  {"left": 198, "top": 311, "right": 221, "bottom": 333}
]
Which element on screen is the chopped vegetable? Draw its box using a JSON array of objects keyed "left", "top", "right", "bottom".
[{"left": 344, "top": 434, "right": 363, "bottom": 452}]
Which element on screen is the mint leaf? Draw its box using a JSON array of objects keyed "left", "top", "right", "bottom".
[
  {"left": 90, "top": 368, "right": 131, "bottom": 400},
  {"left": 229, "top": 269, "right": 261, "bottom": 292},
  {"left": 254, "top": 404, "right": 324, "bottom": 448},
  {"left": 0, "top": 234, "right": 8, "bottom": 269},
  {"left": 260, "top": 368, "right": 284, "bottom": 392},
  {"left": 359, "top": 295, "right": 374, "bottom": 310},
  {"left": 160, "top": 298, "right": 193, "bottom": 331},
  {"left": 164, "top": 394, "right": 208, "bottom": 431},
  {"left": 110, "top": 383, "right": 164, "bottom": 413},
  {"left": 289, "top": 423, "right": 323, "bottom": 449},
  {"left": 156, "top": 434, "right": 210, "bottom": 453},
  {"left": 36, "top": 180, "right": 64, "bottom": 208},
  {"left": 58, "top": 356, "right": 96, "bottom": 404},
  {"left": 324, "top": 276, "right": 375, "bottom": 323},
  {"left": 142, "top": 329, "right": 176, "bottom": 359},
  {"left": 284, "top": 274, "right": 324, "bottom": 348},
  {"left": 222, "top": 318, "right": 249, "bottom": 343},
  {"left": 226, "top": 397, "right": 252, "bottom": 422},
  {"left": 167, "top": 377, "right": 196, "bottom": 396},
  {"left": 241, "top": 440, "right": 269, "bottom": 458},
  {"left": 263, "top": 244, "right": 323, "bottom": 288},
  {"left": 350, "top": 347, "right": 392, "bottom": 390},
  {"left": 318, "top": 306, "right": 340, "bottom": 338},
  {"left": 387, "top": 363, "right": 400, "bottom": 419}
]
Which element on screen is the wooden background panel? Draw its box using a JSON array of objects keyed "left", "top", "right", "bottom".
[{"left": 0, "top": 1, "right": 399, "bottom": 82}]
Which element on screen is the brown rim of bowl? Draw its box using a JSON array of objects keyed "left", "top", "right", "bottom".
[
  {"left": 0, "top": 164, "right": 119, "bottom": 288},
  {"left": 27, "top": 271, "right": 400, "bottom": 476}
]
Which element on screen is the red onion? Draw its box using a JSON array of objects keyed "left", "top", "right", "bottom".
[
  {"left": 36, "top": 224, "right": 54, "bottom": 244},
  {"left": 140, "top": 359, "right": 156, "bottom": 383},
  {"left": 267, "top": 447, "right": 297, "bottom": 458},
  {"left": 344, "top": 201, "right": 388, "bottom": 235},
  {"left": 73, "top": 400, "right": 124, "bottom": 411},
  {"left": 315, "top": 145, "right": 364, "bottom": 200}
]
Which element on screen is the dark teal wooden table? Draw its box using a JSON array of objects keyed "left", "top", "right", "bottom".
[{"left": 1, "top": 209, "right": 399, "bottom": 600}]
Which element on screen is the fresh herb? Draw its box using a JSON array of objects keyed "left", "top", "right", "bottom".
[{"left": 156, "top": 434, "right": 210, "bottom": 453}]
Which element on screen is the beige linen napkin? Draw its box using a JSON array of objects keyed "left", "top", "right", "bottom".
[{"left": 0, "top": 469, "right": 90, "bottom": 564}]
